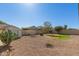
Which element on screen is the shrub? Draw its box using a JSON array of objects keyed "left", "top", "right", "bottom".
[
  {"left": 0, "top": 30, "right": 17, "bottom": 55},
  {"left": 0, "top": 30, "right": 17, "bottom": 45},
  {"left": 46, "top": 43, "right": 53, "bottom": 48},
  {"left": 40, "top": 33, "right": 44, "bottom": 36},
  {"left": 55, "top": 26, "right": 64, "bottom": 34}
]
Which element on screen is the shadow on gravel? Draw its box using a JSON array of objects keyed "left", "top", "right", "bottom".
[{"left": 0, "top": 45, "right": 14, "bottom": 56}]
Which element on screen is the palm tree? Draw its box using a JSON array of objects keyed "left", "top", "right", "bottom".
[{"left": 64, "top": 25, "right": 68, "bottom": 29}]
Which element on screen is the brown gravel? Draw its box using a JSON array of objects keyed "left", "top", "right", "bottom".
[{"left": 1, "top": 35, "right": 79, "bottom": 56}]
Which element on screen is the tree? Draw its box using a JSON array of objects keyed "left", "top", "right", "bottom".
[
  {"left": 64, "top": 25, "right": 68, "bottom": 29},
  {"left": 37, "top": 26, "right": 43, "bottom": 30},
  {"left": 43, "top": 21, "right": 53, "bottom": 34},
  {"left": 0, "top": 20, "right": 7, "bottom": 24},
  {"left": 0, "top": 30, "right": 17, "bottom": 55},
  {"left": 44, "top": 21, "right": 52, "bottom": 27},
  {"left": 55, "top": 26, "right": 64, "bottom": 34}
]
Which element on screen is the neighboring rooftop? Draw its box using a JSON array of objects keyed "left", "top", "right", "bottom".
[{"left": 0, "top": 20, "right": 20, "bottom": 30}]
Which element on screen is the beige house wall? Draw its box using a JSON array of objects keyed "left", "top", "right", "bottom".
[{"left": 60, "top": 29, "right": 79, "bottom": 35}]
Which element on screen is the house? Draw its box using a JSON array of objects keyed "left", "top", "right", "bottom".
[
  {"left": 0, "top": 23, "right": 22, "bottom": 38},
  {"left": 22, "top": 27, "right": 41, "bottom": 36},
  {"left": 22, "top": 29, "right": 38, "bottom": 36},
  {"left": 6, "top": 25, "right": 22, "bottom": 38},
  {"left": 60, "top": 29, "right": 79, "bottom": 35},
  {"left": 0, "top": 23, "right": 22, "bottom": 46}
]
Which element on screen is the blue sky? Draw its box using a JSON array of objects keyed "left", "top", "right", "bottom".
[{"left": 0, "top": 3, "right": 78, "bottom": 29}]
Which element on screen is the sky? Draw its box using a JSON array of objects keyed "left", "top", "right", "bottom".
[
  {"left": 0, "top": 3, "right": 78, "bottom": 29},
  {"left": 78, "top": 3, "right": 79, "bottom": 17}
]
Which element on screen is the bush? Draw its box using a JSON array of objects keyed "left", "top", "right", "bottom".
[
  {"left": 0, "top": 30, "right": 17, "bottom": 45},
  {"left": 46, "top": 43, "right": 53, "bottom": 48},
  {"left": 40, "top": 33, "right": 44, "bottom": 36},
  {"left": 0, "top": 30, "right": 18, "bottom": 56},
  {"left": 55, "top": 26, "right": 64, "bottom": 34}
]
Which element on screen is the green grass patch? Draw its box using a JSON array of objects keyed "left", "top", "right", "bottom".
[{"left": 48, "top": 34, "right": 70, "bottom": 40}]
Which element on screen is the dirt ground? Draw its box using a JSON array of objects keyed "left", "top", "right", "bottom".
[{"left": 1, "top": 35, "right": 79, "bottom": 56}]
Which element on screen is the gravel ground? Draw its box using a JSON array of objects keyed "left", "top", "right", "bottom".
[{"left": 1, "top": 35, "right": 79, "bottom": 56}]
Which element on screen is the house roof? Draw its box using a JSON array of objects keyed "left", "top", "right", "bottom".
[
  {"left": 0, "top": 23, "right": 21, "bottom": 30},
  {"left": 0, "top": 24, "right": 7, "bottom": 30}
]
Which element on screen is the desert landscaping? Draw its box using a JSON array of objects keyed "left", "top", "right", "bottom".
[
  {"left": 0, "top": 3, "right": 78, "bottom": 56},
  {"left": 10, "top": 35, "right": 79, "bottom": 56},
  {"left": 1, "top": 34, "right": 79, "bottom": 56},
  {"left": 0, "top": 21, "right": 79, "bottom": 56}
]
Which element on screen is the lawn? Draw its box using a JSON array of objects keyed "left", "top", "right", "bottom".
[{"left": 47, "top": 34, "right": 70, "bottom": 40}]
